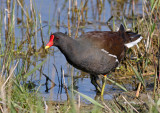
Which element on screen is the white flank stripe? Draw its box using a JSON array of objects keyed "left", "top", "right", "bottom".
[
  {"left": 101, "top": 49, "right": 119, "bottom": 62},
  {"left": 125, "top": 36, "right": 143, "bottom": 48}
]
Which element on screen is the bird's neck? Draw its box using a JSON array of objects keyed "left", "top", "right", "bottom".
[{"left": 57, "top": 37, "right": 78, "bottom": 58}]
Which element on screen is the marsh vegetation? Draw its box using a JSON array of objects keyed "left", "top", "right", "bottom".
[{"left": 0, "top": 0, "right": 160, "bottom": 112}]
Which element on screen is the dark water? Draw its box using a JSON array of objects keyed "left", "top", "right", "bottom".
[{"left": 1, "top": 0, "right": 143, "bottom": 101}]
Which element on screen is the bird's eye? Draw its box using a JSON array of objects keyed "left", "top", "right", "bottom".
[{"left": 55, "top": 36, "right": 59, "bottom": 39}]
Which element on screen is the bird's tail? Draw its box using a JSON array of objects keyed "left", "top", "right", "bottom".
[
  {"left": 124, "top": 31, "right": 143, "bottom": 48},
  {"left": 118, "top": 24, "right": 143, "bottom": 48}
]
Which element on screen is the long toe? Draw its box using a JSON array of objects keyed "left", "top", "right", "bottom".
[
  {"left": 96, "top": 79, "right": 102, "bottom": 90},
  {"left": 96, "top": 85, "right": 102, "bottom": 93}
]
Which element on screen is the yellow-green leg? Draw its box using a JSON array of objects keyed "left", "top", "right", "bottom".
[{"left": 101, "top": 75, "right": 107, "bottom": 96}]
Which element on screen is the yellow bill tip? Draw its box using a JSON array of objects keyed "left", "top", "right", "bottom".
[{"left": 45, "top": 46, "right": 50, "bottom": 49}]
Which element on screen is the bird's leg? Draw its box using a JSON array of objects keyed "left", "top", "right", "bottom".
[
  {"left": 101, "top": 75, "right": 107, "bottom": 96},
  {"left": 90, "top": 74, "right": 102, "bottom": 93},
  {"left": 95, "top": 77, "right": 102, "bottom": 91}
]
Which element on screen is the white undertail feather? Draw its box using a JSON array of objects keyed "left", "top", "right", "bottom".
[{"left": 125, "top": 36, "right": 143, "bottom": 48}]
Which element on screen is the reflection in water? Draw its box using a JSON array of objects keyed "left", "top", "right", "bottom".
[
  {"left": 0, "top": 0, "right": 143, "bottom": 101},
  {"left": 42, "top": 72, "right": 56, "bottom": 92}
]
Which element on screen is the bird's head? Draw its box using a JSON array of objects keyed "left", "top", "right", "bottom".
[{"left": 45, "top": 32, "right": 67, "bottom": 49}]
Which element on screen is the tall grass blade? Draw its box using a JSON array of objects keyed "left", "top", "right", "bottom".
[
  {"left": 105, "top": 76, "right": 128, "bottom": 92},
  {"left": 11, "top": 102, "right": 17, "bottom": 113},
  {"left": 151, "top": 23, "right": 155, "bottom": 35},
  {"left": 73, "top": 90, "right": 104, "bottom": 108},
  {"left": 151, "top": 0, "right": 159, "bottom": 14},
  {"left": 127, "top": 61, "right": 145, "bottom": 88},
  {"left": 23, "top": 59, "right": 47, "bottom": 79},
  {"left": 11, "top": 101, "right": 28, "bottom": 112},
  {"left": 12, "top": 79, "right": 24, "bottom": 93}
]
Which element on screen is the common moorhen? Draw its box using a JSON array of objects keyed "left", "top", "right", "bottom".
[{"left": 45, "top": 24, "right": 143, "bottom": 95}]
